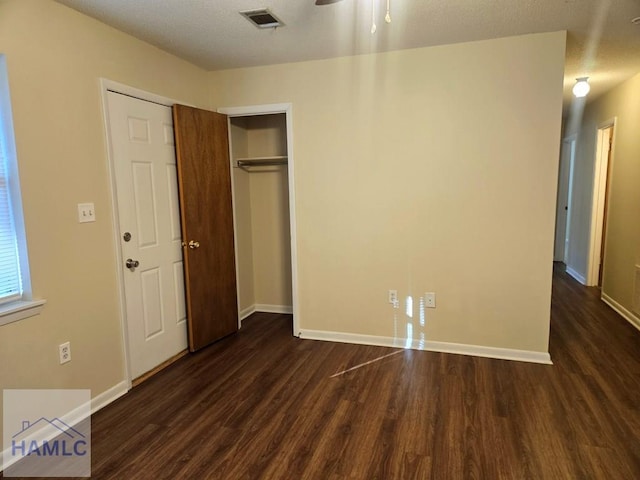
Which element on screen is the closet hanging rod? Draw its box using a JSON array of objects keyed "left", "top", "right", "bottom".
[{"left": 236, "top": 157, "right": 288, "bottom": 170}]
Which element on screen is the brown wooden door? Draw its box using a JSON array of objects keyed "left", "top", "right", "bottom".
[{"left": 173, "top": 104, "right": 238, "bottom": 351}]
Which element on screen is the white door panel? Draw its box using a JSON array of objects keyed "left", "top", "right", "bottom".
[
  {"left": 554, "top": 141, "right": 570, "bottom": 262},
  {"left": 107, "top": 91, "right": 187, "bottom": 379}
]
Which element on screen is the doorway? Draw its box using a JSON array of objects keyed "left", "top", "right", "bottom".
[
  {"left": 218, "top": 104, "right": 300, "bottom": 337},
  {"left": 588, "top": 121, "right": 615, "bottom": 287}
]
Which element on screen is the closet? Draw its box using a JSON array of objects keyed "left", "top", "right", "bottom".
[{"left": 228, "top": 113, "right": 293, "bottom": 320}]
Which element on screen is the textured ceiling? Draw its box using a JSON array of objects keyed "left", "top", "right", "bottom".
[{"left": 55, "top": 0, "right": 640, "bottom": 106}]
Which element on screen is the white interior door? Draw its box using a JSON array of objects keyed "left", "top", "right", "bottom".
[
  {"left": 554, "top": 139, "right": 571, "bottom": 262},
  {"left": 107, "top": 91, "right": 187, "bottom": 379},
  {"left": 564, "top": 139, "right": 576, "bottom": 265}
]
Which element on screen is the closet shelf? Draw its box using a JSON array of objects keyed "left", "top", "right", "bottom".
[{"left": 235, "top": 156, "right": 288, "bottom": 170}]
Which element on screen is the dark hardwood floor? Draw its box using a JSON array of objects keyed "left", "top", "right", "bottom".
[{"left": 5, "top": 264, "right": 640, "bottom": 479}]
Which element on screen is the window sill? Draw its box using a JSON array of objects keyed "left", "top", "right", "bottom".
[{"left": 0, "top": 299, "right": 46, "bottom": 326}]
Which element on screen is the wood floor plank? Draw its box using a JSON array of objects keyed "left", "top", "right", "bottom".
[{"left": 4, "top": 267, "right": 640, "bottom": 479}]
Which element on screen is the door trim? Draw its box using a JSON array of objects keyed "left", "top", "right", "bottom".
[
  {"left": 587, "top": 118, "right": 616, "bottom": 286},
  {"left": 217, "top": 103, "right": 300, "bottom": 337},
  {"left": 99, "top": 79, "right": 184, "bottom": 388}
]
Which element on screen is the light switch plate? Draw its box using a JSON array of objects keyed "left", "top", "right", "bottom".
[{"left": 77, "top": 203, "right": 96, "bottom": 223}]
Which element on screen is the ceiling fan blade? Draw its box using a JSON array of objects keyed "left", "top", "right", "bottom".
[{"left": 315, "top": 0, "right": 343, "bottom": 5}]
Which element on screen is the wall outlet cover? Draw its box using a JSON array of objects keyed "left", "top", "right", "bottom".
[
  {"left": 59, "top": 342, "right": 71, "bottom": 364},
  {"left": 388, "top": 290, "right": 398, "bottom": 305},
  {"left": 425, "top": 292, "right": 436, "bottom": 308}
]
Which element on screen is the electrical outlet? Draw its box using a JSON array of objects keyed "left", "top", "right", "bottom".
[
  {"left": 59, "top": 342, "right": 71, "bottom": 364},
  {"left": 425, "top": 292, "right": 436, "bottom": 308},
  {"left": 388, "top": 290, "right": 398, "bottom": 306}
]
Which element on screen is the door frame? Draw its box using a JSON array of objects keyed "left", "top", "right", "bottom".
[
  {"left": 99, "top": 79, "right": 184, "bottom": 388},
  {"left": 587, "top": 118, "right": 616, "bottom": 286},
  {"left": 217, "top": 103, "right": 300, "bottom": 337}
]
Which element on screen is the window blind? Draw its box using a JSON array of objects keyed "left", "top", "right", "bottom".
[{"left": 0, "top": 128, "right": 22, "bottom": 302}]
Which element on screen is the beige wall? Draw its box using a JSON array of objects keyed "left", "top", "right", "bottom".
[
  {"left": 229, "top": 119, "right": 255, "bottom": 314},
  {"left": 211, "top": 31, "right": 566, "bottom": 353},
  {"left": 0, "top": 0, "right": 210, "bottom": 431},
  {"left": 247, "top": 115, "right": 292, "bottom": 308},
  {"left": 566, "top": 72, "right": 640, "bottom": 317},
  {"left": 250, "top": 171, "right": 292, "bottom": 308}
]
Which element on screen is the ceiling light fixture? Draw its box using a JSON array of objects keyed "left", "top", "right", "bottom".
[
  {"left": 315, "top": 0, "right": 391, "bottom": 34},
  {"left": 572, "top": 77, "right": 591, "bottom": 98},
  {"left": 371, "top": 0, "right": 392, "bottom": 34},
  {"left": 370, "top": 0, "right": 377, "bottom": 34}
]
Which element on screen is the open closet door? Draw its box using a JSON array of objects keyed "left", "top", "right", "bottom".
[{"left": 173, "top": 104, "right": 238, "bottom": 351}]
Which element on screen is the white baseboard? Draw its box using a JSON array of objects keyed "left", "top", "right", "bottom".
[
  {"left": 255, "top": 304, "right": 293, "bottom": 314},
  {"left": 566, "top": 266, "right": 587, "bottom": 285},
  {"left": 91, "top": 381, "right": 128, "bottom": 413},
  {"left": 239, "top": 304, "right": 292, "bottom": 325},
  {"left": 299, "top": 329, "right": 553, "bottom": 365},
  {"left": 239, "top": 305, "right": 256, "bottom": 321},
  {"left": 601, "top": 293, "right": 640, "bottom": 332},
  {"left": 1, "top": 380, "right": 129, "bottom": 473}
]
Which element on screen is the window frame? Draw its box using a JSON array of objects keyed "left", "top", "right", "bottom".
[{"left": 0, "top": 54, "right": 45, "bottom": 326}]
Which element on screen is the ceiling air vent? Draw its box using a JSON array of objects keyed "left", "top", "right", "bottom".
[{"left": 240, "top": 9, "right": 284, "bottom": 29}]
